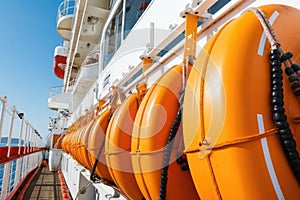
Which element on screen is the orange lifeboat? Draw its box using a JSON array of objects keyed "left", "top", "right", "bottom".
[
  {"left": 65, "top": 124, "right": 75, "bottom": 154},
  {"left": 54, "top": 45, "right": 67, "bottom": 79},
  {"left": 73, "top": 126, "right": 86, "bottom": 164},
  {"left": 69, "top": 119, "right": 83, "bottom": 161},
  {"left": 183, "top": 5, "right": 300, "bottom": 199},
  {"left": 88, "top": 109, "right": 114, "bottom": 183},
  {"left": 78, "top": 118, "right": 95, "bottom": 170},
  {"left": 62, "top": 123, "right": 76, "bottom": 154},
  {"left": 105, "top": 93, "right": 144, "bottom": 200},
  {"left": 131, "top": 65, "right": 199, "bottom": 199},
  {"left": 61, "top": 131, "right": 68, "bottom": 152}
]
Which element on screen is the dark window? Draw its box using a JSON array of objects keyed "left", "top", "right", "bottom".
[
  {"left": 103, "top": 2, "right": 123, "bottom": 69},
  {"left": 123, "top": 0, "right": 152, "bottom": 39}
]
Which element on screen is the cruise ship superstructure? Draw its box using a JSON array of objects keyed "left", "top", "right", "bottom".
[{"left": 3, "top": 0, "right": 300, "bottom": 199}]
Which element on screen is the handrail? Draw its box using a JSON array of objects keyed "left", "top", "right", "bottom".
[
  {"left": 0, "top": 149, "right": 44, "bottom": 199},
  {"left": 0, "top": 95, "right": 44, "bottom": 198},
  {"left": 49, "top": 85, "right": 64, "bottom": 97},
  {"left": 0, "top": 146, "right": 46, "bottom": 165},
  {"left": 57, "top": 0, "right": 76, "bottom": 22},
  {"left": 0, "top": 97, "right": 44, "bottom": 199},
  {"left": 82, "top": 51, "right": 100, "bottom": 66}
]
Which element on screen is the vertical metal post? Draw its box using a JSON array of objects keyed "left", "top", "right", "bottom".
[
  {"left": 29, "top": 127, "right": 33, "bottom": 153},
  {"left": 0, "top": 96, "right": 8, "bottom": 141},
  {"left": 39, "top": 136, "right": 41, "bottom": 148},
  {"left": 23, "top": 156, "right": 28, "bottom": 180},
  {"left": 18, "top": 115, "right": 25, "bottom": 154},
  {"left": 2, "top": 162, "right": 12, "bottom": 199},
  {"left": 26, "top": 125, "right": 31, "bottom": 153},
  {"left": 7, "top": 106, "right": 16, "bottom": 157},
  {"left": 23, "top": 122, "right": 29, "bottom": 154},
  {"left": 14, "top": 158, "right": 22, "bottom": 188},
  {"left": 149, "top": 22, "right": 154, "bottom": 51},
  {"left": 37, "top": 134, "right": 40, "bottom": 150},
  {"left": 33, "top": 132, "right": 36, "bottom": 151}
]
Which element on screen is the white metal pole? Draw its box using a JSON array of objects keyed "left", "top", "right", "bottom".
[
  {"left": 34, "top": 132, "right": 36, "bottom": 151},
  {"left": 23, "top": 122, "right": 29, "bottom": 154},
  {"left": 29, "top": 127, "right": 33, "bottom": 153},
  {"left": 0, "top": 96, "right": 8, "bottom": 141},
  {"left": 1, "top": 162, "right": 12, "bottom": 199},
  {"left": 7, "top": 106, "right": 16, "bottom": 157},
  {"left": 26, "top": 125, "right": 31, "bottom": 153},
  {"left": 23, "top": 156, "right": 28, "bottom": 179},
  {"left": 18, "top": 115, "right": 25, "bottom": 154},
  {"left": 14, "top": 158, "right": 22, "bottom": 187}
]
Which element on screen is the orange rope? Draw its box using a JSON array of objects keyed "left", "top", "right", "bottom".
[{"left": 185, "top": 128, "right": 278, "bottom": 154}]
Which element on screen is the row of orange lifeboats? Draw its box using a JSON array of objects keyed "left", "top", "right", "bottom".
[{"left": 60, "top": 5, "right": 300, "bottom": 199}]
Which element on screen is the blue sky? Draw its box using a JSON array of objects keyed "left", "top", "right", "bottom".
[{"left": 0, "top": 0, "right": 64, "bottom": 140}]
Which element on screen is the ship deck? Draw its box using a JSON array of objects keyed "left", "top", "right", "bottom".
[{"left": 23, "top": 166, "right": 63, "bottom": 200}]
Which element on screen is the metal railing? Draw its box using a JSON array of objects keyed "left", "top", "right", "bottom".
[
  {"left": 0, "top": 96, "right": 44, "bottom": 199},
  {"left": 49, "top": 85, "right": 65, "bottom": 97},
  {"left": 57, "top": 0, "right": 76, "bottom": 22}
]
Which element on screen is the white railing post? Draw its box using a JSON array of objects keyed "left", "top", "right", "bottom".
[
  {"left": 26, "top": 125, "right": 32, "bottom": 153},
  {"left": 7, "top": 106, "right": 17, "bottom": 157},
  {"left": 34, "top": 131, "right": 37, "bottom": 151},
  {"left": 0, "top": 96, "right": 8, "bottom": 141},
  {"left": 39, "top": 136, "right": 41, "bottom": 148},
  {"left": 23, "top": 122, "right": 29, "bottom": 154},
  {"left": 14, "top": 158, "right": 22, "bottom": 188},
  {"left": 1, "top": 162, "right": 11, "bottom": 199},
  {"left": 18, "top": 113, "right": 24, "bottom": 154},
  {"left": 30, "top": 126, "right": 33, "bottom": 153},
  {"left": 23, "top": 156, "right": 28, "bottom": 180},
  {"left": 30, "top": 127, "right": 33, "bottom": 153},
  {"left": 26, "top": 125, "right": 31, "bottom": 153}
]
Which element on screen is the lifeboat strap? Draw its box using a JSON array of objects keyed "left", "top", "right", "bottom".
[
  {"left": 90, "top": 134, "right": 106, "bottom": 182},
  {"left": 184, "top": 128, "right": 278, "bottom": 154}
]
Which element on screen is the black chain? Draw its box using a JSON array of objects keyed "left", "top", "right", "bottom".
[
  {"left": 159, "top": 107, "right": 183, "bottom": 200},
  {"left": 270, "top": 49, "right": 300, "bottom": 183}
]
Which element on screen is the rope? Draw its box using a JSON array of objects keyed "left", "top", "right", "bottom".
[
  {"left": 247, "top": 7, "right": 280, "bottom": 49},
  {"left": 185, "top": 128, "right": 278, "bottom": 154}
]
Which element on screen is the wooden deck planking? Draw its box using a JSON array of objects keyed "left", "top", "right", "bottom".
[{"left": 23, "top": 166, "right": 63, "bottom": 200}]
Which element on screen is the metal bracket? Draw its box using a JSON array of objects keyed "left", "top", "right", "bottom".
[{"left": 180, "top": 3, "right": 212, "bottom": 22}]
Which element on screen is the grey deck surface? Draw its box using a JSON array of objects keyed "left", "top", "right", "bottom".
[{"left": 23, "top": 166, "right": 63, "bottom": 200}]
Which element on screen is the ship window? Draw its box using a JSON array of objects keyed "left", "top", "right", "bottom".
[
  {"left": 208, "top": 0, "right": 231, "bottom": 14},
  {"left": 122, "top": 68, "right": 142, "bottom": 87},
  {"left": 123, "top": 0, "right": 152, "bottom": 39},
  {"left": 103, "top": 2, "right": 123, "bottom": 69}
]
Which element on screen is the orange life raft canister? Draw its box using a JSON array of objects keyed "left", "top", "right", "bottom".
[
  {"left": 183, "top": 5, "right": 300, "bottom": 199},
  {"left": 105, "top": 94, "right": 144, "bottom": 200},
  {"left": 88, "top": 109, "right": 114, "bottom": 183},
  {"left": 131, "top": 65, "right": 199, "bottom": 199}
]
